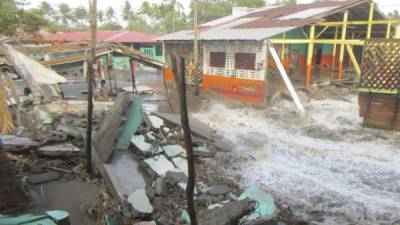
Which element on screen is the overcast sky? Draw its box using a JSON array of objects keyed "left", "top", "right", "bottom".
[{"left": 26, "top": 0, "right": 400, "bottom": 15}]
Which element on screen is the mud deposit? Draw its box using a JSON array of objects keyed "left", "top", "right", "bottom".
[{"left": 193, "top": 94, "right": 400, "bottom": 225}]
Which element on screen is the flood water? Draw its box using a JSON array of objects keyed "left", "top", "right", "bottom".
[{"left": 193, "top": 95, "right": 400, "bottom": 225}]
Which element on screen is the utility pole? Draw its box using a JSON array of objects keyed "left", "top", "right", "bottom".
[
  {"left": 193, "top": 0, "right": 200, "bottom": 96},
  {"left": 86, "top": 0, "right": 97, "bottom": 174},
  {"left": 172, "top": 57, "right": 199, "bottom": 225}
]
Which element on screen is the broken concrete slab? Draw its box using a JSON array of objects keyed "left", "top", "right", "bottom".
[
  {"left": 152, "top": 112, "right": 215, "bottom": 140},
  {"left": 131, "top": 135, "right": 152, "bottom": 153},
  {"left": 198, "top": 199, "right": 256, "bottom": 225},
  {"left": 239, "top": 186, "right": 277, "bottom": 221},
  {"left": 206, "top": 184, "right": 231, "bottom": 195},
  {"left": 116, "top": 96, "right": 143, "bottom": 151},
  {"left": 194, "top": 146, "right": 214, "bottom": 157},
  {"left": 134, "top": 221, "right": 156, "bottom": 225},
  {"left": 163, "top": 145, "right": 186, "bottom": 158},
  {"left": 128, "top": 189, "right": 153, "bottom": 215},
  {"left": 165, "top": 171, "right": 187, "bottom": 185},
  {"left": 147, "top": 115, "right": 164, "bottom": 129},
  {"left": 143, "top": 155, "right": 177, "bottom": 177},
  {"left": 155, "top": 177, "right": 168, "bottom": 196},
  {"left": 172, "top": 156, "right": 188, "bottom": 176},
  {"left": 0, "top": 135, "right": 39, "bottom": 152},
  {"left": 56, "top": 124, "right": 84, "bottom": 139},
  {"left": 103, "top": 151, "right": 149, "bottom": 202},
  {"left": 38, "top": 143, "right": 80, "bottom": 157},
  {"left": 94, "top": 94, "right": 131, "bottom": 162},
  {"left": 26, "top": 171, "right": 61, "bottom": 185},
  {"left": 243, "top": 218, "right": 287, "bottom": 225}
]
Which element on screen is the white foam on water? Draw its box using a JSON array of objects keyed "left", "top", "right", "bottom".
[{"left": 193, "top": 95, "right": 400, "bottom": 225}]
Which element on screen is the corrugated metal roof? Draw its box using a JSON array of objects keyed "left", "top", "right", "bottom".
[
  {"left": 157, "top": 0, "right": 367, "bottom": 41},
  {"left": 279, "top": 6, "right": 338, "bottom": 20},
  {"left": 157, "top": 27, "right": 296, "bottom": 41},
  {"left": 201, "top": 27, "right": 296, "bottom": 41}
]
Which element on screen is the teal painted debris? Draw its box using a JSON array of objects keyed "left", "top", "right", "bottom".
[
  {"left": 0, "top": 210, "right": 69, "bottom": 225},
  {"left": 172, "top": 156, "right": 188, "bottom": 176},
  {"left": 106, "top": 215, "right": 118, "bottom": 225},
  {"left": 116, "top": 96, "right": 143, "bottom": 151},
  {"left": 239, "top": 186, "right": 277, "bottom": 220},
  {"left": 128, "top": 189, "right": 153, "bottom": 214},
  {"left": 131, "top": 135, "right": 152, "bottom": 153},
  {"left": 181, "top": 210, "right": 191, "bottom": 224},
  {"left": 144, "top": 155, "right": 176, "bottom": 176},
  {"left": 164, "top": 145, "right": 186, "bottom": 158}
]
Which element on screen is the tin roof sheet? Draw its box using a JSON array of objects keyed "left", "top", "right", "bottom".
[
  {"left": 157, "top": 0, "right": 367, "bottom": 41},
  {"left": 279, "top": 6, "right": 339, "bottom": 20}
]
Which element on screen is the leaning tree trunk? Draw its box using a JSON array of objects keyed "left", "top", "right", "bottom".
[{"left": 172, "top": 56, "right": 199, "bottom": 225}]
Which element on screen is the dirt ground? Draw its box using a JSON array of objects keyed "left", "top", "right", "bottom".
[{"left": 192, "top": 84, "right": 400, "bottom": 225}]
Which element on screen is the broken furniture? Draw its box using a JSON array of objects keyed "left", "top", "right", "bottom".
[{"left": 358, "top": 40, "right": 400, "bottom": 131}]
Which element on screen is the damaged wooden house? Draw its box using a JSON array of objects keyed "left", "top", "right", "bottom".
[{"left": 158, "top": 0, "right": 400, "bottom": 102}]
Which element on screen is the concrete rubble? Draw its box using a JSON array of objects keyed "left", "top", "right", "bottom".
[{"left": 0, "top": 43, "right": 303, "bottom": 225}]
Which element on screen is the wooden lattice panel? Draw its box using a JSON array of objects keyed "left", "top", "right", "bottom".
[{"left": 360, "top": 40, "right": 400, "bottom": 91}]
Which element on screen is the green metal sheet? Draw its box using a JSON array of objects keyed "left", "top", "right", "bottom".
[{"left": 116, "top": 96, "right": 143, "bottom": 151}]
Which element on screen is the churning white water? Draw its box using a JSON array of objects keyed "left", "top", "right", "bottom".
[{"left": 193, "top": 95, "right": 400, "bottom": 225}]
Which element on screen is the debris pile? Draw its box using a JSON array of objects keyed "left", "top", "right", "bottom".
[{"left": 89, "top": 92, "right": 299, "bottom": 225}]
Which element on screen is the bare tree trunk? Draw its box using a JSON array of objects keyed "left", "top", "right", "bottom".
[
  {"left": 86, "top": 0, "right": 97, "bottom": 174},
  {"left": 172, "top": 57, "right": 199, "bottom": 225}
]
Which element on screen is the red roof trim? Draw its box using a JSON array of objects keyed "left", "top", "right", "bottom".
[{"left": 43, "top": 31, "right": 160, "bottom": 43}]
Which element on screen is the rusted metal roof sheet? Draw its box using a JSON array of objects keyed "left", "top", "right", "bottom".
[
  {"left": 157, "top": 27, "right": 295, "bottom": 41},
  {"left": 158, "top": 0, "right": 368, "bottom": 41},
  {"left": 43, "top": 31, "right": 160, "bottom": 43},
  {"left": 279, "top": 6, "right": 338, "bottom": 20}
]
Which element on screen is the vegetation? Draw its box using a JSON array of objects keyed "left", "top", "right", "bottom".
[
  {"left": 388, "top": 10, "right": 400, "bottom": 19},
  {"left": 0, "top": 0, "right": 399, "bottom": 37}
]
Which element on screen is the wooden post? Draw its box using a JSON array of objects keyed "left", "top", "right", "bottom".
[
  {"left": 264, "top": 40, "right": 269, "bottom": 105},
  {"left": 305, "top": 25, "right": 315, "bottom": 86},
  {"left": 348, "top": 33, "right": 355, "bottom": 68},
  {"left": 86, "top": 0, "right": 97, "bottom": 174},
  {"left": 193, "top": 0, "right": 200, "bottom": 96},
  {"left": 281, "top": 32, "right": 286, "bottom": 61},
  {"left": 386, "top": 23, "right": 392, "bottom": 39},
  {"left": 332, "top": 26, "right": 338, "bottom": 71},
  {"left": 107, "top": 54, "right": 113, "bottom": 93},
  {"left": 367, "top": 2, "right": 374, "bottom": 39},
  {"left": 338, "top": 10, "right": 348, "bottom": 80},
  {"left": 129, "top": 59, "right": 137, "bottom": 93},
  {"left": 345, "top": 44, "right": 361, "bottom": 77},
  {"left": 172, "top": 57, "right": 199, "bottom": 225}
]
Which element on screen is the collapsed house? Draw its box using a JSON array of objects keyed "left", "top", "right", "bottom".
[
  {"left": 158, "top": 0, "right": 400, "bottom": 102},
  {"left": 14, "top": 42, "right": 165, "bottom": 87},
  {"left": 42, "top": 31, "right": 164, "bottom": 62}
]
